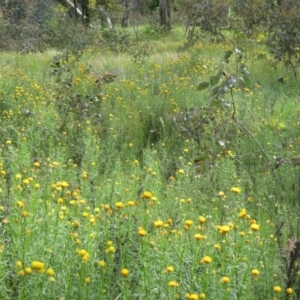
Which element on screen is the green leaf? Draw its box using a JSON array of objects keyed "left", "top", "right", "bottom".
[
  {"left": 224, "top": 50, "right": 233, "bottom": 62},
  {"left": 278, "top": 122, "right": 286, "bottom": 129},
  {"left": 197, "top": 82, "right": 210, "bottom": 91},
  {"left": 240, "top": 66, "right": 251, "bottom": 87},
  {"left": 194, "top": 155, "right": 207, "bottom": 163},
  {"left": 210, "top": 71, "right": 223, "bottom": 86}
]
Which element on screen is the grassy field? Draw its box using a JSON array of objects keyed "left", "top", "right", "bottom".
[{"left": 0, "top": 30, "right": 299, "bottom": 299}]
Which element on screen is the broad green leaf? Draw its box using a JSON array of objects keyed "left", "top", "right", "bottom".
[
  {"left": 197, "top": 82, "right": 210, "bottom": 91},
  {"left": 210, "top": 71, "right": 223, "bottom": 86},
  {"left": 224, "top": 50, "right": 233, "bottom": 62}
]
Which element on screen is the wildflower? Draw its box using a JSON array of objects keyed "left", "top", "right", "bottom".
[
  {"left": 31, "top": 261, "right": 45, "bottom": 272},
  {"left": 231, "top": 187, "right": 241, "bottom": 194},
  {"left": 141, "top": 191, "right": 152, "bottom": 199},
  {"left": 273, "top": 286, "right": 282, "bottom": 293},
  {"left": 22, "top": 179, "right": 30, "bottom": 186},
  {"left": 16, "top": 261, "right": 23, "bottom": 268},
  {"left": 217, "top": 191, "right": 226, "bottom": 198},
  {"left": 218, "top": 225, "right": 231, "bottom": 235},
  {"left": 198, "top": 216, "right": 206, "bottom": 224},
  {"left": 138, "top": 227, "right": 147, "bottom": 236},
  {"left": 194, "top": 234, "right": 205, "bottom": 241},
  {"left": 77, "top": 249, "right": 90, "bottom": 262},
  {"left": 178, "top": 169, "right": 185, "bottom": 175},
  {"left": 165, "top": 266, "right": 174, "bottom": 273},
  {"left": 153, "top": 220, "right": 164, "bottom": 228},
  {"left": 286, "top": 287, "right": 293, "bottom": 295},
  {"left": 18, "top": 270, "right": 25, "bottom": 276},
  {"left": 168, "top": 280, "right": 179, "bottom": 287},
  {"left": 24, "top": 267, "right": 32, "bottom": 275},
  {"left": 98, "top": 260, "right": 106, "bottom": 267},
  {"left": 200, "top": 256, "right": 212, "bottom": 264},
  {"left": 46, "top": 268, "right": 55, "bottom": 276},
  {"left": 185, "top": 220, "right": 193, "bottom": 227},
  {"left": 17, "top": 201, "right": 25, "bottom": 209},
  {"left": 121, "top": 268, "right": 129, "bottom": 276},
  {"left": 115, "top": 202, "right": 124, "bottom": 209},
  {"left": 251, "top": 269, "right": 260, "bottom": 276},
  {"left": 214, "top": 244, "right": 221, "bottom": 251},
  {"left": 238, "top": 208, "right": 247, "bottom": 218},
  {"left": 186, "top": 293, "right": 198, "bottom": 300},
  {"left": 220, "top": 276, "right": 230, "bottom": 283},
  {"left": 106, "top": 245, "right": 115, "bottom": 254},
  {"left": 251, "top": 224, "right": 260, "bottom": 231},
  {"left": 85, "top": 277, "right": 91, "bottom": 284},
  {"left": 199, "top": 293, "right": 206, "bottom": 299}
]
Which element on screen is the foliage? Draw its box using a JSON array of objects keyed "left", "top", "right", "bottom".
[{"left": 1, "top": 4, "right": 300, "bottom": 300}]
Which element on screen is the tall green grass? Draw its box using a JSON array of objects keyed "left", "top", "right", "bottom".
[{"left": 0, "top": 35, "right": 299, "bottom": 299}]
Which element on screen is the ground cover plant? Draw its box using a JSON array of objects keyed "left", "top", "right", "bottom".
[{"left": 0, "top": 27, "right": 300, "bottom": 300}]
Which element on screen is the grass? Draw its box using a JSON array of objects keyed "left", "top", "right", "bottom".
[{"left": 0, "top": 30, "right": 299, "bottom": 300}]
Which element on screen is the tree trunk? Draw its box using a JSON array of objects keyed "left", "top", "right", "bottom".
[
  {"left": 80, "top": 0, "right": 90, "bottom": 25},
  {"left": 121, "top": 0, "right": 130, "bottom": 27},
  {"left": 159, "top": 0, "right": 171, "bottom": 32}
]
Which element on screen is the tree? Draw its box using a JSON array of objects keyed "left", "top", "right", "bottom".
[
  {"left": 121, "top": 0, "right": 130, "bottom": 27},
  {"left": 159, "top": 0, "right": 171, "bottom": 31}
]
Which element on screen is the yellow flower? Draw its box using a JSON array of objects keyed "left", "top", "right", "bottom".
[
  {"left": 77, "top": 249, "right": 90, "bottom": 262},
  {"left": 251, "top": 224, "right": 260, "bottom": 231},
  {"left": 85, "top": 277, "right": 91, "bottom": 284},
  {"left": 98, "top": 260, "right": 106, "bottom": 267},
  {"left": 24, "top": 267, "right": 32, "bottom": 275},
  {"left": 115, "top": 202, "right": 124, "bottom": 209},
  {"left": 31, "top": 261, "right": 45, "bottom": 272},
  {"left": 22, "top": 179, "right": 30, "bottom": 185},
  {"left": 21, "top": 210, "right": 29, "bottom": 217},
  {"left": 238, "top": 208, "right": 247, "bottom": 218},
  {"left": 18, "top": 270, "right": 25, "bottom": 276},
  {"left": 217, "top": 191, "right": 226, "bottom": 198},
  {"left": 199, "top": 293, "right": 206, "bottom": 299},
  {"left": 220, "top": 276, "right": 230, "bottom": 283},
  {"left": 218, "top": 225, "right": 231, "bottom": 235},
  {"left": 273, "top": 286, "right": 282, "bottom": 293},
  {"left": 200, "top": 256, "right": 212, "bottom": 264},
  {"left": 106, "top": 246, "right": 115, "bottom": 254},
  {"left": 153, "top": 220, "right": 164, "bottom": 228},
  {"left": 121, "top": 268, "right": 129, "bottom": 276},
  {"left": 46, "top": 268, "right": 55, "bottom": 276},
  {"left": 178, "top": 169, "right": 185, "bottom": 175},
  {"left": 194, "top": 234, "right": 205, "bottom": 241},
  {"left": 286, "top": 287, "right": 293, "bottom": 295},
  {"left": 165, "top": 266, "right": 174, "bottom": 273},
  {"left": 16, "top": 261, "right": 23, "bottom": 268},
  {"left": 198, "top": 216, "right": 206, "bottom": 224},
  {"left": 141, "top": 191, "right": 152, "bottom": 199},
  {"left": 168, "top": 280, "right": 179, "bottom": 287},
  {"left": 138, "top": 228, "right": 147, "bottom": 236},
  {"left": 231, "top": 187, "right": 241, "bottom": 194},
  {"left": 185, "top": 220, "right": 193, "bottom": 227},
  {"left": 251, "top": 269, "right": 260, "bottom": 276},
  {"left": 186, "top": 293, "right": 198, "bottom": 300},
  {"left": 214, "top": 244, "right": 221, "bottom": 251}
]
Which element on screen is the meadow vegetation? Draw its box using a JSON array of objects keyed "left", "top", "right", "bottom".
[{"left": 0, "top": 27, "right": 300, "bottom": 300}]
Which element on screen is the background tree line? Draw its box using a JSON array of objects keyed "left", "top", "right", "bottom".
[{"left": 0, "top": 0, "right": 300, "bottom": 73}]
